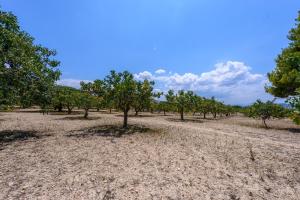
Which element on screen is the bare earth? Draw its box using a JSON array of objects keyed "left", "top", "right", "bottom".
[{"left": 0, "top": 111, "right": 300, "bottom": 200}]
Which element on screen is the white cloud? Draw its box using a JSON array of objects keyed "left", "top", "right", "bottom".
[
  {"left": 134, "top": 61, "right": 271, "bottom": 105},
  {"left": 155, "top": 69, "right": 166, "bottom": 74},
  {"left": 56, "top": 79, "right": 92, "bottom": 88},
  {"left": 134, "top": 71, "right": 153, "bottom": 80}
]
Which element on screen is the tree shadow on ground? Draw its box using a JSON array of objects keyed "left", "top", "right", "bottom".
[
  {"left": 0, "top": 130, "right": 49, "bottom": 145},
  {"left": 194, "top": 116, "right": 226, "bottom": 121},
  {"left": 66, "top": 124, "right": 152, "bottom": 138},
  {"left": 115, "top": 114, "right": 154, "bottom": 118},
  {"left": 166, "top": 118, "right": 204, "bottom": 123},
  {"left": 15, "top": 110, "right": 41, "bottom": 113},
  {"left": 49, "top": 111, "right": 82, "bottom": 115},
  {"left": 58, "top": 116, "right": 101, "bottom": 121},
  {"left": 15, "top": 110, "right": 83, "bottom": 115},
  {"left": 283, "top": 128, "right": 300, "bottom": 133}
]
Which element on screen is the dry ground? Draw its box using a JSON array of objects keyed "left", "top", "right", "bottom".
[{"left": 0, "top": 110, "right": 300, "bottom": 200}]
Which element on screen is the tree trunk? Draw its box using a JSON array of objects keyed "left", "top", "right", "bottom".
[
  {"left": 213, "top": 112, "right": 217, "bottom": 119},
  {"left": 109, "top": 108, "right": 112, "bottom": 114},
  {"left": 58, "top": 103, "right": 63, "bottom": 112},
  {"left": 203, "top": 113, "right": 206, "bottom": 119},
  {"left": 262, "top": 119, "right": 268, "bottom": 129},
  {"left": 135, "top": 110, "right": 138, "bottom": 116},
  {"left": 163, "top": 110, "right": 166, "bottom": 116},
  {"left": 67, "top": 107, "right": 72, "bottom": 114},
  {"left": 180, "top": 110, "right": 184, "bottom": 121},
  {"left": 84, "top": 109, "right": 89, "bottom": 119},
  {"left": 123, "top": 110, "right": 128, "bottom": 128}
]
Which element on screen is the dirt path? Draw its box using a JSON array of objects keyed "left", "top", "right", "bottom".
[{"left": 0, "top": 112, "right": 300, "bottom": 199}]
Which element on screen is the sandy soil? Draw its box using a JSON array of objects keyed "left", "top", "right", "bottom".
[{"left": 0, "top": 111, "right": 300, "bottom": 200}]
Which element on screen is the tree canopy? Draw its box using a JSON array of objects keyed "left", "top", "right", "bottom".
[
  {"left": 267, "top": 11, "right": 300, "bottom": 97},
  {"left": 0, "top": 8, "right": 60, "bottom": 108},
  {"left": 105, "top": 70, "right": 137, "bottom": 128},
  {"left": 246, "top": 100, "right": 288, "bottom": 128}
]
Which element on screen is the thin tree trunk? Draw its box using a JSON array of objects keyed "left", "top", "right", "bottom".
[
  {"left": 123, "top": 110, "right": 128, "bottom": 128},
  {"left": 135, "top": 110, "right": 138, "bottom": 116},
  {"left": 262, "top": 119, "right": 268, "bottom": 129},
  {"left": 109, "top": 108, "right": 112, "bottom": 114},
  {"left": 203, "top": 113, "right": 206, "bottom": 119},
  {"left": 163, "top": 110, "right": 166, "bottom": 116},
  {"left": 84, "top": 109, "right": 88, "bottom": 118},
  {"left": 180, "top": 109, "right": 184, "bottom": 121},
  {"left": 67, "top": 107, "right": 72, "bottom": 114}
]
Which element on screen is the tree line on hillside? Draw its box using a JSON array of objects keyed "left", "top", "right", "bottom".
[{"left": 0, "top": 7, "right": 296, "bottom": 129}]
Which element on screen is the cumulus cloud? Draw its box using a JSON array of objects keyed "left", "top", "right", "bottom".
[
  {"left": 56, "top": 79, "right": 92, "bottom": 88},
  {"left": 155, "top": 69, "right": 166, "bottom": 74},
  {"left": 134, "top": 61, "right": 271, "bottom": 105}
]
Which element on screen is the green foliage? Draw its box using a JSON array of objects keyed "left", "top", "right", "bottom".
[
  {"left": 0, "top": 8, "right": 60, "bottom": 108},
  {"left": 104, "top": 70, "right": 137, "bottom": 127},
  {"left": 156, "top": 101, "right": 170, "bottom": 115},
  {"left": 196, "top": 97, "right": 211, "bottom": 119},
  {"left": 52, "top": 85, "right": 79, "bottom": 114},
  {"left": 287, "top": 93, "right": 300, "bottom": 124},
  {"left": 133, "top": 80, "right": 155, "bottom": 115},
  {"left": 80, "top": 80, "right": 106, "bottom": 112},
  {"left": 247, "top": 100, "right": 288, "bottom": 128},
  {"left": 165, "top": 90, "right": 195, "bottom": 120},
  {"left": 267, "top": 11, "right": 300, "bottom": 97}
]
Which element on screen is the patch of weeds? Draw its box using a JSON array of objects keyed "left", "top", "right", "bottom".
[
  {"left": 229, "top": 194, "right": 240, "bottom": 200},
  {"left": 102, "top": 190, "right": 115, "bottom": 200},
  {"left": 247, "top": 143, "right": 255, "bottom": 162}
]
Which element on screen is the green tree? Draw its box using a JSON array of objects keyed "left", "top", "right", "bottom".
[
  {"left": 247, "top": 100, "right": 287, "bottom": 128},
  {"left": 287, "top": 90, "right": 300, "bottom": 124},
  {"left": 267, "top": 11, "right": 300, "bottom": 97},
  {"left": 52, "top": 85, "right": 79, "bottom": 114},
  {"left": 76, "top": 92, "right": 96, "bottom": 118},
  {"left": 0, "top": 9, "right": 60, "bottom": 108},
  {"left": 82, "top": 80, "right": 105, "bottom": 111},
  {"left": 133, "top": 80, "right": 155, "bottom": 116},
  {"left": 197, "top": 98, "right": 212, "bottom": 119},
  {"left": 79, "top": 81, "right": 98, "bottom": 118},
  {"left": 157, "top": 101, "right": 170, "bottom": 116},
  {"left": 209, "top": 97, "right": 219, "bottom": 119},
  {"left": 166, "top": 90, "right": 194, "bottom": 120},
  {"left": 105, "top": 70, "right": 136, "bottom": 128}
]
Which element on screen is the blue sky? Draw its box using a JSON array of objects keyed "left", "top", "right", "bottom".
[{"left": 1, "top": 1, "right": 300, "bottom": 104}]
